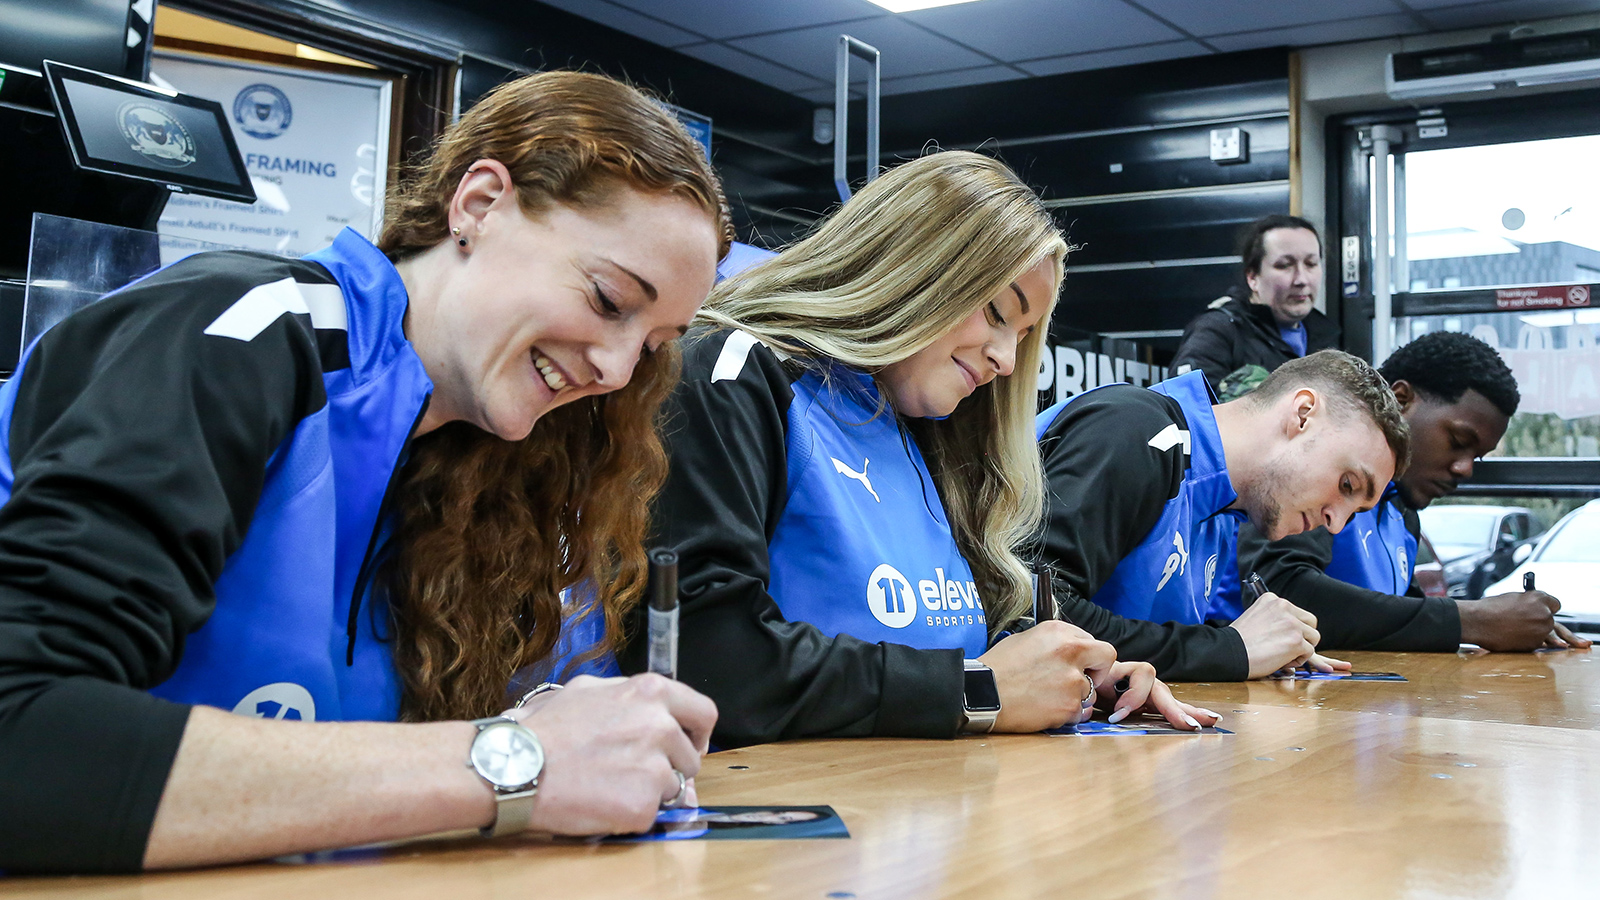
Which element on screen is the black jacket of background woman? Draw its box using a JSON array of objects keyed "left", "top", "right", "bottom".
[{"left": 1169, "top": 295, "right": 1341, "bottom": 391}]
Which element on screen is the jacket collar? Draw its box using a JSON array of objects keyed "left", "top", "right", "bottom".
[
  {"left": 304, "top": 228, "right": 418, "bottom": 385},
  {"left": 1222, "top": 296, "right": 1341, "bottom": 350},
  {"left": 1149, "top": 370, "right": 1239, "bottom": 519}
]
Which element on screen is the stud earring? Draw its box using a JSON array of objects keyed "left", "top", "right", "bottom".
[{"left": 452, "top": 226, "right": 466, "bottom": 247}]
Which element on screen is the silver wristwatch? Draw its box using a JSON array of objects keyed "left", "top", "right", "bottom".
[
  {"left": 960, "top": 659, "right": 1002, "bottom": 733},
  {"left": 467, "top": 715, "right": 545, "bottom": 837}
]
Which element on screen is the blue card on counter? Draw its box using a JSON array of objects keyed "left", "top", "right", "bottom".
[
  {"left": 1267, "top": 671, "right": 1407, "bottom": 681},
  {"left": 607, "top": 806, "right": 849, "bottom": 842},
  {"left": 1047, "top": 720, "right": 1232, "bottom": 736}
]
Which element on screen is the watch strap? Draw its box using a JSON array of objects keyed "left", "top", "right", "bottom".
[
  {"left": 960, "top": 659, "right": 1000, "bottom": 734},
  {"left": 482, "top": 788, "right": 538, "bottom": 838}
]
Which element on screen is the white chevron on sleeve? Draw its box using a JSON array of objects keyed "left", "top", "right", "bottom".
[
  {"left": 1147, "top": 423, "right": 1191, "bottom": 454},
  {"left": 204, "top": 278, "right": 348, "bottom": 341},
  {"left": 711, "top": 329, "right": 762, "bottom": 383}
]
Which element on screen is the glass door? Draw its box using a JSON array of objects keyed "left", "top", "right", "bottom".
[{"left": 1333, "top": 90, "right": 1600, "bottom": 509}]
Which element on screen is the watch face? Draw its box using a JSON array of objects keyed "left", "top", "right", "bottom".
[
  {"left": 472, "top": 721, "right": 545, "bottom": 789},
  {"left": 963, "top": 667, "right": 1002, "bottom": 712}
]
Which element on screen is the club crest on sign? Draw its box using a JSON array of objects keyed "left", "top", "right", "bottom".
[{"left": 233, "top": 83, "right": 293, "bottom": 139}]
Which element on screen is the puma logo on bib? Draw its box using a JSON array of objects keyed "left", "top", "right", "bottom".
[
  {"left": 1157, "top": 532, "right": 1189, "bottom": 592},
  {"left": 830, "top": 456, "right": 880, "bottom": 502}
]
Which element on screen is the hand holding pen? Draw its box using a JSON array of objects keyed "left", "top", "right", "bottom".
[
  {"left": 1033, "top": 562, "right": 1096, "bottom": 723},
  {"left": 1521, "top": 570, "right": 1594, "bottom": 651},
  {"left": 1238, "top": 571, "right": 1351, "bottom": 679},
  {"left": 1028, "top": 562, "right": 1217, "bottom": 729}
]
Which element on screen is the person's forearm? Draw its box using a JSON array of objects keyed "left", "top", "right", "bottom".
[
  {"left": 1058, "top": 588, "right": 1249, "bottom": 681},
  {"left": 145, "top": 707, "right": 492, "bottom": 869},
  {"left": 1273, "top": 565, "right": 1459, "bottom": 651}
]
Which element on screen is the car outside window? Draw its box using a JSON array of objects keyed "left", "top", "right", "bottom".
[
  {"left": 1536, "top": 514, "right": 1600, "bottom": 563},
  {"left": 1421, "top": 509, "right": 1499, "bottom": 549}
]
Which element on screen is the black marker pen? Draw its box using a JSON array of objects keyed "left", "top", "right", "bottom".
[
  {"left": 647, "top": 548, "right": 679, "bottom": 680},
  {"left": 1033, "top": 561, "right": 1055, "bottom": 624},
  {"left": 1243, "top": 572, "right": 1270, "bottom": 605}
]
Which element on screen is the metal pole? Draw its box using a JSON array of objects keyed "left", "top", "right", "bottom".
[
  {"left": 1394, "top": 150, "right": 1409, "bottom": 297},
  {"left": 1370, "top": 124, "right": 1401, "bottom": 364},
  {"left": 865, "top": 40, "right": 880, "bottom": 187},
  {"left": 833, "top": 35, "right": 881, "bottom": 202},
  {"left": 834, "top": 37, "right": 850, "bottom": 202}
]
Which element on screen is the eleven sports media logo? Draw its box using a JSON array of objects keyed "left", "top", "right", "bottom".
[{"left": 866, "top": 563, "right": 985, "bottom": 629}]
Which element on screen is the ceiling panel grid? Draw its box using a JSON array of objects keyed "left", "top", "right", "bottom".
[{"left": 535, "top": 0, "right": 1600, "bottom": 98}]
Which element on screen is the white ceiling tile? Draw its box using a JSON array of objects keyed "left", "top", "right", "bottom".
[
  {"left": 674, "top": 42, "right": 829, "bottom": 92},
  {"left": 880, "top": 64, "right": 1030, "bottom": 95},
  {"left": 1412, "top": 0, "right": 1600, "bottom": 29},
  {"left": 904, "top": 0, "right": 1181, "bottom": 62},
  {"left": 1018, "top": 40, "right": 1212, "bottom": 76},
  {"left": 728, "top": 16, "right": 996, "bottom": 81},
  {"left": 1131, "top": 0, "right": 1408, "bottom": 36},
  {"left": 1205, "top": 14, "right": 1425, "bottom": 51},
  {"left": 602, "top": 0, "right": 890, "bottom": 41},
  {"left": 534, "top": 0, "right": 706, "bottom": 47}
]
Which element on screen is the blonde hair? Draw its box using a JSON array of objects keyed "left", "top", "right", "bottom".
[
  {"left": 378, "top": 70, "right": 730, "bottom": 722},
  {"left": 702, "top": 150, "right": 1067, "bottom": 631}
]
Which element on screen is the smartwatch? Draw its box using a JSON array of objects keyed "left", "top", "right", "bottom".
[
  {"left": 467, "top": 715, "right": 545, "bottom": 837},
  {"left": 960, "top": 659, "right": 1001, "bottom": 733}
]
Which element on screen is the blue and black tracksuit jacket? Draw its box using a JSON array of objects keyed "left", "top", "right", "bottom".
[
  {"left": 1033, "top": 372, "right": 1250, "bottom": 681},
  {"left": 0, "top": 230, "right": 430, "bottom": 872},
  {"left": 627, "top": 329, "right": 988, "bottom": 748}
]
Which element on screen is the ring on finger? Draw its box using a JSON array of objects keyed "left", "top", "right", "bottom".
[
  {"left": 1079, "top": 672, "right": 1097, "bottom": 721},
  {"left": 661, "top": 769, "right": 689, "bottom": 809}
]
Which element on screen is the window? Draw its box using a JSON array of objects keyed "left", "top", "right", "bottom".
[
  {"left": 1391, "top": 135, "right": 1600, "bottom": 461},
  {"left": 1337, "top": 90, "right": 1600, "bottom": 504},
  {"left": 1405, "top": 135, "right": 1600, "bottom": 292},
  {"left": 1418, "top": 506, "right": 1498, "bottom": 550}
]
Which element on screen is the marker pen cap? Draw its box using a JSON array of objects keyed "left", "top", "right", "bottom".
[{"left": 648, "top": 548, "right": 679, "bottom": 611}]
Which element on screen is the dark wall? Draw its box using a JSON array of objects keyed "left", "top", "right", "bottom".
[
  {"left": 189, "top": 1, "right": 1288, "bottom": 339},
  {"left": 853, "top": 49, "right": 1292, "bottom": 340},
  {"left": 193, "top": 0, "right": 829, "bottom": 245}
]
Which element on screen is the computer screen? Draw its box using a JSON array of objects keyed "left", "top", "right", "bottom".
[{"left": 45, "top": 61, "right": 256, "bottom": 204}]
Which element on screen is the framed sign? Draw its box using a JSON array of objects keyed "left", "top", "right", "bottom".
[{"left": 151, "top": 51, "right": 392, "bottom": 260}]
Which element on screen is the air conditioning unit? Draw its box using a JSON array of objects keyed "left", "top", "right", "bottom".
[{"left": 1387, "top": 28, "right": 1600, "bottom": 99}]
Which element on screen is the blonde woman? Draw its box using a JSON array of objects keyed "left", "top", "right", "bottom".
[
  {"left": 630, "top": 151, "right": 1217, "bottom": 745},
  {"left": 0, "top": 71, "right": 725, "bottom": 872}
]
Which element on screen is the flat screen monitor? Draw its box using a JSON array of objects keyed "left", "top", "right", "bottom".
[
  {"left": 0, "top": 0, "right": 142, "bottom": 80},
  {"left": 44, "top": 61, "right": 256, "bottom": 204}
]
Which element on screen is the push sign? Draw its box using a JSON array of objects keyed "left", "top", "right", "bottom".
[{"left": 1341, "top": 235, "right": 1360, "bottom": 298}]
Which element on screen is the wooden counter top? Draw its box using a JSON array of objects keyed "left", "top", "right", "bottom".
[
  {"left": 1171, "top": 647, "right": 1600, "bottom": 730},
  {"left": 9, "top": 649, "right": 1597, "bottom": 899}
]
